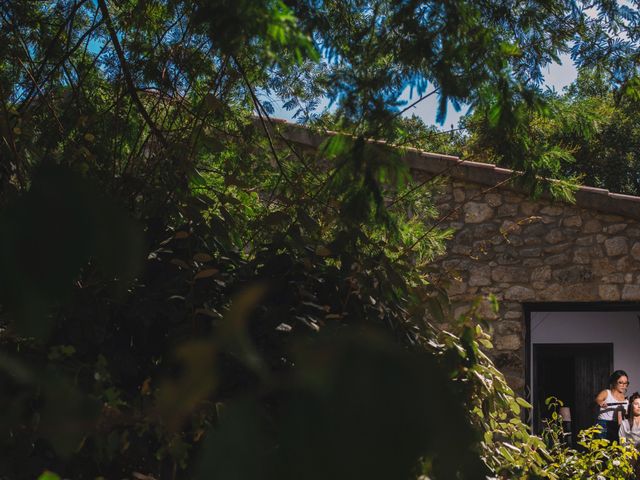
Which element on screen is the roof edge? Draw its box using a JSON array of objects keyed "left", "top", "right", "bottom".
[{"left": 267, "top": 118, "right": 640, "bottom": 221}]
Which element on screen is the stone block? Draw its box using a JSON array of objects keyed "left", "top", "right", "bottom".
[
  {"left": 521, "top": 202, "right": 539, "bottom": 216},
  {"left": 562, "top": 215, "right": 583, "bottom": 227},
  {"left": 523, "top": 259, "right": 543, "bottom": 267},
  {"left": 583, "top": 219, "right": 602, "bottom": 233},
  {"left": 520, "top": 247, "right": 542, "bottom": 257},
  {"left": 622, "top": 285, "right": 640, "bottom": 301},
  {"left": 473, "top": 224, "right": 498, "bottom": 239},
  {"left": 503, "top": 302, "right": 521, "bottom": 310},
  {"left": 616, "top": 255, "right": 636, "bottom": 272},
  {"left": 494, "top": 333, "right": 522, "bottom": 350},
  {"left": 455, "top": 229, "right": 473, "bottom": 244},
  {"left": 447, "top": 280, "right": 468, "bottom": 296},
  {"left": 573, "top": 247, "right": 595, "bottom": 264},
  {"left": 477, "top": 298, "right": 499, "bottom": 320},
  {"left": 544, "top": 230, "right": 565, "bottom": 244},
  {"left": 540, "top": 205, "right": 564, "bottom": 216},
  {"left": 497, "top": 203, "right": 519, "bottom": 218},
  {"left": 606, "top": 223, "right": 628, "bottom": 234},
  {"left": 539, "top": 283, "right": 562, "bottom": 300},
  {"left": 591, "top": 258, "right": 616, "bottom": 275},
  {"left": 501, "top": 220, "right": 521, "bottom": 235},
  {"left": 472, "top": 240, "right": 493, "bottom": 256},
  {"left": 464, "top": 202, "right": 494, "bottom": 223},
  {"left": 504, "top": 310, "right": 522, "bottom": 320},
  {"left": 576, "top": 236, "right": 594, "bottom": 246},
  {"left": 544, "top": 242, "right": 570, "bottom": 254},
  {"left": 485, "top": 193, "right": 503, "bottom": 207},
  {"left": 496, "top": 251, "right": 521, "bottom": 265},
  {"left": 452, "top": 244, "right": 472, "bottom": 255},
  {"left": 599, "top": 284, "right": 621, "bottom": 301},
  {"left": 631, "top": 242, "right": 640, "bottom": 261},
  {"left": 602, "top": 273, "right": 625, "bottom": 283},
  {"left": 605, "top": 237, "right": 629, "bottom": 257},
  {"left": 479, "top": 287, "right": 503, "bottom": 296},
  {"left": 562, "top": 283, "right": 598, "bottom": 301},
  {"left": 442, "top": 259, "right": 464, "bottom": 270},
  {"left": 453, "top": 188, "right": 465, "bottom": 202},
  {"left": 553, "top": 266, "right": 593, "bottom": 283},
  {"left": 545, "top": 253, "right": 570, "bottom": 265},
  {"left": 600, "top": 214, "right": 626, "bottom": 222},
  {"left": 505, "top": 235, "right": 523, "bottom": 247},
  {"left": 492, "top": 266, "right": 528, "bottom": 283},
  {"left": 523, "top": 223, "right": 547, "bottom": 237},
  {"left": 524, "top": 237, "right": 542, "bottom": 246},
  {"left": 504, "top": 286, "right": 535, "bottom": 301},
  {"left": 469, "top": 265, "right": 491, "bottom": 286},
  {"left": 495, "top": 320, "right": 522, "bottom": 335},
  {"left": 564, "top": 229, "right": 581, "bottom": 241},
  {"left": 531, "top": 266, "right": 552, "bottom": 282},
  {"left": 435, "top": 191, "right": 452, "bottom": 203},
  {"left": 504, "top": 192, "right": 523, "bottom": 203}
]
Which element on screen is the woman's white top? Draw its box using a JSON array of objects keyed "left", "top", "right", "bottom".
[
  {"left": 619, "top": 419, "right": 640, "bottom": 446},
  {"left": 598, "top": 389, "right": 628, "bottom": 421}
]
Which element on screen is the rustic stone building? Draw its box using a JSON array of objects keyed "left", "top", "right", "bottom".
[{"left": 280, "top": 121, "right": 640, "bottom": 433}]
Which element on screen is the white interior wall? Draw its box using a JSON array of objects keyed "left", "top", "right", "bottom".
[{"left": 530, "top": 311, "right": 640, "bottom": 403}]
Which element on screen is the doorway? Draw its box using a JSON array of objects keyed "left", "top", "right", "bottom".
[
  {"left": 524, "top": 302, "right": 640, "bottom": 435},
  {"left": 533, "top": 343, "right": 612, "bottom": 435}
]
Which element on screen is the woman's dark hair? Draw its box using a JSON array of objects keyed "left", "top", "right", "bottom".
[
  {"left": 609, "top": 370, "right": 629, "bottom": 388},
  {"left": 628, "top": 392, "right": 640, "bottom": 420}
]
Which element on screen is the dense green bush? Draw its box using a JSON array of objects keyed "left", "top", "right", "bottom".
[
  {"left": 2, "top": 1, "right": 640, "bottom": 479},
  {"left": 542, "top": 398, "right": 639, "bottom": 479}
]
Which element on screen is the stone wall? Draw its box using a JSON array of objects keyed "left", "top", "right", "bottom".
[
  {"left": 423, "top": 175, "right": 640, "bottom": 390},
  {"left": 280, "top": 121, "right": 640, "bottom": 391}
]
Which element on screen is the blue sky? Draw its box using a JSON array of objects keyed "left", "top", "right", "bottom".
[
  {"left": 399, "top": 53, "right": 578, "bottom": 128},
  {"left": 270, "top": 53, "right": 578, "bottom": 129}
]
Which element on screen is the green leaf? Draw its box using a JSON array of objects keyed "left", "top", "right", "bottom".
[
  {"left": 321, "top": 134, "right": 351, "bottom": 159},
  {"left": 516, "top": 397, "right": 533, "bottom": 409},
  {"left": 37, "top": 472, "right": 61, "bottom": 480}
]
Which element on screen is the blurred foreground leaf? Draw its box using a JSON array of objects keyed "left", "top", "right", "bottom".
[
  {"left": 196, "top": 332, "right": 487, "bottom": 480},
  {"left": 0, "top": 165, "right": 144, "bottom": 337}
]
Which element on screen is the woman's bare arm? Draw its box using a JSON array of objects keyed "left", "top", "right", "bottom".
[{"left": 595, "top": 389, "right": 608, "bottom": 407}]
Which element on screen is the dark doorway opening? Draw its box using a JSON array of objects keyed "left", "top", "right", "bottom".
[{"left": 533, "top": 343, "right": 613, "bottom": 435}]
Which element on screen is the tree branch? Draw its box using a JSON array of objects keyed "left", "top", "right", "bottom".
[
  {"left": 401, "top": 173, "right": 518, "bottom": 256},
  {"left": 97, "top": 0, "right": 169, "bottom": 148}
]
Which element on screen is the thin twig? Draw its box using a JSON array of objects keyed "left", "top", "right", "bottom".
[
  {"left": 391, "top": 87, "right": 440, "bottom": 120},
  {"left": 97, "top": 0, "right": 169, "bottom": 148},
  {"left": 388, "top": 156, "right": 467, "bottom": 208},
  {"left": 401, "top": 173, "right": 519, "bottom": 255},
  {"left": 17, "top": 58, "right": 65, "bottom": 134},
  {"left": 233, "top": 56, "right": 290, "bottom": 183}
]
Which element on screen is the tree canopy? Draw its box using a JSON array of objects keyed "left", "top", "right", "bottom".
[
  {"left": 1, "top": 0, "right": 640, "bottom": 479},
  {"left": 464, "top": 68, "right": 640, "bottom": 195}
]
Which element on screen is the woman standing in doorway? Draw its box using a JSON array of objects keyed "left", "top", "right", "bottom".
[{"left": 595, "top": 370, "right": 630, "bottom": 442}]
